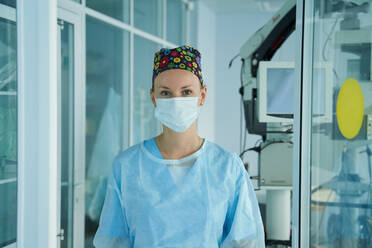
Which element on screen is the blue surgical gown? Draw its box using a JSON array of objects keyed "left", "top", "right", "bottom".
[{"left": 93, "top": 138, "right": 265, "bottom": 248}]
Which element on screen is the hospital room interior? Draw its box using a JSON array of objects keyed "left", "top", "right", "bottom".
[{"left": 1, "top": 0, "right": 372, "bottom": 247}]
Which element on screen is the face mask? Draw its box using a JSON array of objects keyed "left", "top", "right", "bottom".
[{"left": 154, "top": 97, "right": 201, "bottom": 133}]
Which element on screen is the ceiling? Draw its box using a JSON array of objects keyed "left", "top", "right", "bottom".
[{"left": 197, "top": 0, "right": 287, "bottom": 13}]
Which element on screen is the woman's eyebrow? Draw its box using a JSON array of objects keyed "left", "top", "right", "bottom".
[{"left": 159, "top": 85, "right": 192, "bottom": 89}]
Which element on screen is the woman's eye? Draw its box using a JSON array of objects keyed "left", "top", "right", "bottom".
[
  {"left": 160, "top": 91, "right": 170, "bottom": 96},
  {"left": 183, "top": 90, "right": 192, "bottom": 95}
]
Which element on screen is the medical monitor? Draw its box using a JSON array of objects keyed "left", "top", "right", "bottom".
[{"left": 258, "top": 61, "right": 333, "bottom": 124}]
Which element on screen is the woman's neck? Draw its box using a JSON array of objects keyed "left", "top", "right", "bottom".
[{"left": 155, "top": 123, "right": 203, "bottom": 159}]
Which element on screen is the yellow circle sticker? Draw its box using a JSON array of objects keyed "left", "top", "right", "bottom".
[{"left": 336, "top": 78, "right": 364, "bottom": 139}]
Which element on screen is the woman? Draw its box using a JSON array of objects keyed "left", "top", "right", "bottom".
[{"left": 93, "top": 45, "right": 265, "bottom": 247}]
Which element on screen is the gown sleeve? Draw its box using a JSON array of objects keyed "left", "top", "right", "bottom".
[
  {"left": 221, "top": 154, "right": 266, "bottom": 248},
  {"left": 93, "top": 157, "right": 132, "bottom": 248}
]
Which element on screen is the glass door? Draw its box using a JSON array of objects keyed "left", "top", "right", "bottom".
[
  {"left": 57, "top": 7, "right": 84, "bottom": 248},
  {"left": 0, "top": 2, "right": 17, "bottom": 248},
  {"left": 84, "top": 16, "right": 130, "bottom": 247},
  {"left": 300, "top": 0, "right": 372, "bottom": 247}
]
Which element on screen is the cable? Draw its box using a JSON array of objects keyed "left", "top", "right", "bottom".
[
  {"left": 240, "top": 58, "right": 245, "bottom": 88},
  {"left": 365, "top": 145, "right": 372, "bottom": 216},
  {"left": 322, "top": 17, "right": 339, "bottom": 62},
  {"left": 228, "top": 53, "right": 240, "bottom": 69},
  {"left": 239, "top": 58, "right": 247, "bottom": 155},
  {"left": 241, "top": 138, "right": 262, "bottom": 160},
  {"left": 239, "top": 59, "right": 243, "bottom": 155},
  {"left": 239, "top": 146, "right": 261, "bottom": 158},
  {"left": 243, "top": 115, "right": 247, "bottom": 153},
  {"left": 260, "top": 140, "right": 293, "bottom": 152},
  {"left": 240, "top": 96, "right": 243, "bottom": 154},
  {"left": 255, "top": 138, "right": 263, "bottom": 147},
  {"left": 333, "top": 68, "right": 340, "bottom": 82}
]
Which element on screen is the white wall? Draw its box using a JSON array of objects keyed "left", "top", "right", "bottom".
[
  {"left": 215, "top": 11, "right": 296, "bottom": 167},
  {"left": 215, "top": 12, "right": 275, "bottom": 202},
  {"left": 194, "top": 6, "right": 296, "bottom": 202},
  {"left": 215, "top": 12, "right": 273, "bottom": 153}
]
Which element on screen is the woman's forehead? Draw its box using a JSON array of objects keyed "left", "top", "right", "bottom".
[{"left": 155, "top": 69, "right": 199, "bottom": 88}]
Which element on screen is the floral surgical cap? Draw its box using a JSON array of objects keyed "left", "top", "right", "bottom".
[{"left": 152, "top": 45, "right": 203, "bottom": 87}]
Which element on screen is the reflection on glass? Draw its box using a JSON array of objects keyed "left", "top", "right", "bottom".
[
  {"left": 309, "top": 1, "right": 372, "bottom": 247},
  {"left": 85, "top": 16, "right": 129, "bottom": 247},
  {"left": 0, "top": 1, "right": 16, "bottom": 8},
  {"left": 166, "top": 0, "right": 186, "bottom": 45},
  {"left": 0, "top": 3, "right": 17, "bottom": 247},
  {"left": 60, "top": 20, "right": 75, "bottom": 248},
  {"left": 134, "top": 0, "right": 163, "bottom": 38},
  {"left": 87, "top": 0, "right": 130, "bottom": 24},
  {"left": 133, "top": 35, "right": 161, "bottom": 145}
]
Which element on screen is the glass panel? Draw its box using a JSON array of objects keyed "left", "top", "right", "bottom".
[
  {"left": 0, "top": 0, "right": 16, "bottom": 8},
  {"left": 0, "top": 97, "right": 17, "bottom": 247},
  {"left": 59, "top": 20, "right": 74, "bottom": 248},
  {"left": 134, "top": 0, "right": 163, "bottom": 38},
  {"left": 70, "top": 0, "right": 81, "bottom": 3},
  {"left": 166, "top": 0, "right": 186, "bottom": 45},
  {"left": 309, "top": 2, "right": 372, "bottom": 247},
  {"left": 85, "top": 15, "right": 129, "bottom": 247},
  {"left": 0, "top": 3, "right": 17, "bottom": 247},
  {"left": 86, "top": 0, "right": 130, "bottom": 24},
  {"left": 133, "top": 35, "right": 161, "bottom": 145}
]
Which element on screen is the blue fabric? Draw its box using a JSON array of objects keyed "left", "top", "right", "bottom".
[
  {"left": 144, "top": 138, "right": 199, "bottom": 187},
  {"left": 93, "top": 139, "right": 265, "bottom": 248},
  {"left": 143, "top": 138, "right": 163, "bottom": 159}
]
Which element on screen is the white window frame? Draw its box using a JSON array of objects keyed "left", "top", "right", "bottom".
[
  {"left": 17, "top": 0, "right": 59, "bottom": 247},
  {"left": 56, "top": 7, "right": 85, "bottom": 248}
]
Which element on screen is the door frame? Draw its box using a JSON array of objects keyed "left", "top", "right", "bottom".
[
  {"left": 293, "top": 0, "right": 314, "bottom": 247},
  {"left": 57, "top": 6, "right": 85, "bottom": 248},
  {"left": 17, "top": 0, "right": 59, "bottom": 247}
]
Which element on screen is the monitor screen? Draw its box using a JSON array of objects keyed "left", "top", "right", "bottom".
[
  {"left": 258, "top": 61, "right": 332, "bottom": 123},
  {"left": 267, "top": 68, "right": 294, "bottom": 117}
]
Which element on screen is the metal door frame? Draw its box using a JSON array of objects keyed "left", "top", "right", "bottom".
[
  {"left": 293, "top": 0, "right": 315, "bottom": 247},
  {"left": 57, "top": 7, "right": 85, "bottom": 248}
]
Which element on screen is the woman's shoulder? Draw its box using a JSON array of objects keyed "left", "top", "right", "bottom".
[
  {"left": 109, "top": 141, "right": 145, "bottom": 180},
  {"left": 204, "top": 139, "right": 244, "bottom": 173},
  {"left": 115, "top": 141, "right": 144, "bottom": 163},
  {"left": 204, "top": 139, "right": 238, "bottom": 160}
]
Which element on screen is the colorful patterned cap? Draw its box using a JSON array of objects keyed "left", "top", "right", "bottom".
[{"left": 152, "top": 45, "right": 203, "bottom": 87}]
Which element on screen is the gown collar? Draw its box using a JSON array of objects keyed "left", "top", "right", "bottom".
[{"left": 141, "top": 138, "right": 207, "bottom": 165}]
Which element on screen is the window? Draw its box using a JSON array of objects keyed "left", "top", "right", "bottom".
[
  {"left": 0, "top": 2, "right": 17, "bottom": 247},
  {"left": 87, "top": 0, "right": 130, "bottom": 23},
  {"left": 167, "top": 0, "right": 187, "bottom": 45},
  {"left": 85, "top": 15, "right": 130, "bottom": 246},
  {"left": 134, "top": 0, "right": 163, "bottom": 38},
  {"left": 133, "top": 35, "right": 161, "bottom": 145}
]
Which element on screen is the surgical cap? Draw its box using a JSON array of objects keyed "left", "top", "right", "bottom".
[{"left": 152, "top": 45, "right": 203, "bottom": 87}]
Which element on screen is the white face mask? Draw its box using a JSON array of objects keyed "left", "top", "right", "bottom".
[{"left": 154, "top": 97, "right": 201, "bottom": 133}]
